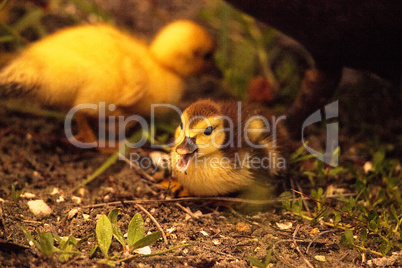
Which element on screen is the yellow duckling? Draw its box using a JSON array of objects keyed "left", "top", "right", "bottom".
[
  {"left": 0, "top": 20, "right": 216, "bottom": 144},
  {"left": 171, "top": 99, "right": 288, "bottom": 196}
]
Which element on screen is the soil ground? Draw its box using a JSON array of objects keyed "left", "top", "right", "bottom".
[{"left": 0, "top": 107, "right": 362, "bottom": 267}]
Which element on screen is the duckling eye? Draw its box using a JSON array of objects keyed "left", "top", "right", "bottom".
[
  {"left": 204, "top": 126, "right": 213, "bottom": 135},
  {"left": 203, "top": 51, "right": 213, "bottom": 60},
  {"left": 180, "top": 121, "right": 183, "bottom": 130}
]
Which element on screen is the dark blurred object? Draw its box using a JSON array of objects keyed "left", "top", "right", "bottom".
[
  {"left": 247, "top": 76, "right": 274, "bottom": 103},
  {"left": 225, "top": 0, "right": 402, "bottom": 138},
  {"left": 26, "top": 0, "right": 50, "bottom": 9}
]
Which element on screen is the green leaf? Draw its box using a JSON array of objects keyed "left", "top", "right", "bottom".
[
  {"left": 369, "top": 219, "right": 378, "bottom": 231},
  {"left": 96, "top": 215, "right": 113, "bottom": 258},
  {"left": 292, "top": 197, "right": 302, "bottom": 214},
  {"left": 59, "top": 243, "right": 73, "bottom": 263},
  {"left": 67, "top": 236, "right": 78, "bottom": 246},
  {"left": 247, "top": 256, "right": 265, "bottom": 268},
  {"left": 334, "top": 211, "right": 342, "bottom": 226},
  {"left": 89, "top": 245, "right": 98, "bottom": 258},
  {"left": 380, "top": 241, "right": 391, "bottom": 256},
  {"left": 11, "top": 185, "right": 24, "bottom": 200},
  {"left": 264, "top": 249, "right": 272, "bottom": 265},
  {"left": 38, "top": 232, "right": 55, "bottom": 256},
  {"left": 108, "top": 208, "right": 120, "bottom": 224},
  {"left": 282, "top": 198, "right": 291, "bottom": 211},
  {"left": 290, "top": 144, "right": 308, "bottom": 161},
  {"left": 341, "top": 229, "right": 354, "bottom": 247},
  {"left": 53, "top": 234, "right": 62, "bottom": 245},
  {"left": 127, "top": 213, "right": 145, "bottom": 246},
  {"left": 372, "top": 150, "right": 385, "bottom": 172},
  {"left": 108, "top": 209, "right": 126, "bottom": 249},
  {"left": 130, "top": 231, "right": 161, "bottom": 251},
  {"left": 329, "top": 166, "right": 345, "bottom": 176},
  {"left": 390, "top": 205, "right": 398, "bottom": 221},
  {"left": 360, "top": 228, "right": 367, "bottom": 246}
]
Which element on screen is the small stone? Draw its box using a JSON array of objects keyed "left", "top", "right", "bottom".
[
  {"left": 21, "top": 192, "right": 36, "bottom": 199},
  {"left": 27, "top": 200, "right": 52, "bottom": 217},
  {"left": 78, "top": 188, "right": 86, "bottom": 197},
  {"left": 67, "top": 208, "right": 81, "bottom": 219},
  {"left": 200, "top": 230, "right": 209, "bottom": 236},
  {"left": 276, "top": 221, "right": 293, "bottom": 230},
  {"left": 314, "top": 255, "right": 326, "bottom": 262},
  {"left": 166, "top": 227, "right": 176, "bottom": 233},
  {"left": 364, "top": 161, "right": 373, "bottom": 174},
  {"left": 236, "top": 222, "right": 252, "bottom": 234},
  {"left": 56, "top": 196, "right": 64, "bottom": 203},
  {"left": 71, "top": 196, "right": 81, "bottom": 204},
  {"left": 50, "top": 188, "right": 59, "bottom": 195},
  {"left": 133, "top": 246, "right": 151, "bottom": 255},
  {"left": 212, "top": 239, "right": 221, "bottom": 245}
]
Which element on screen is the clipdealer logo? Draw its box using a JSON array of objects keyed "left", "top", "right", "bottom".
[
  {"left": 301, "top": 101, "right": 339, "bottom": 167},
  {"left": 63, "top": 101, "right": 339, "bottom": 167}
]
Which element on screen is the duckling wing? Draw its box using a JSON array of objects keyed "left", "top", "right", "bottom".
[{"left": 110, "top": 58, "right": 148, "bottom": 108}]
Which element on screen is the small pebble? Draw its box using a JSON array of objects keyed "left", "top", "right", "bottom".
[
  {"left": 276, "top": 221, "right": 293, "bottom": 230},
  {"left": 50, "top": 188, "right": 59, "bottom": 195},
  {"left": 314, "top": 255, "right": 327, "bottom": 262},
  {"left": 67, "top": 208, "right": 81, "bottom": 219},
  {"left": 133, "top": 246, "right": 151, "bottom": 255},
  {"left": 212, "top": 239, "right": 221, "bottom": 245},
  {"left": 310, "top": 227, "right": 320, "bottom": 235},
  {"left": 78, "top": 188, "right": 86, "bottom": 197},
  {"left": 21, "top": 192, "right": 36, "bottom": 199},
  {"left": 236, "top": 222, "right": 252, "bottom": 234},
  {"left": 364, "top": 161, "right": 373, "bottom": 174},
  {"left": 27, "top": 200, "right": 52, "bottom": 217},
  {"left": 72, "top": 196, "right": 82, "bottom": 204},
  {"left": 200, "top": 230, "right": 209, "bottom": 236}
]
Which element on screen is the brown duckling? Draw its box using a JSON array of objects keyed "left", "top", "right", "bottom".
[{"left": 171, "top": 99, "right": 288, "bottom": 196}]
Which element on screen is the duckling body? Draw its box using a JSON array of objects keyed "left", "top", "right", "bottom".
[
  {"left": 171, "top": 99, "right": 287, "bottom": 196},
  {"left": 0, "top": 21, "right": 215, "bottom": 143}
]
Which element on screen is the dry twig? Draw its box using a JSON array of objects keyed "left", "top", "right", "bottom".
[
  {"left": 306, "top": 229, "right": 336, "bottom": 253},
  {"left": 292, "top": 225, "right": 314, "bottom": 268},
  {"left": 175, "top": 203, "right": 200, "bottom": 220},
  {"left": 79, "top": 194, "right": 357, "bottom": 210},
  {"left": 135, "top": 204, "right": 168, "bottom": 245}
]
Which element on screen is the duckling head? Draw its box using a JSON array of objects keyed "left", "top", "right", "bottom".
[
  {"left": 149, "top": 20, "right": 216, "bottom": 77},
  {"left": 173, "top": 100, "right": 226, "bottom": 173}
]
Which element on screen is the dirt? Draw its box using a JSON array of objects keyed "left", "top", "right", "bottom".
[
  {"left": 0, "top": 101, "right": 395, "bottom": 268},
  {"left": 0, "top": 107, "right": 363, "bottom": 268}
]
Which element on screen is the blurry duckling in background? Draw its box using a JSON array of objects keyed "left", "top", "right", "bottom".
[
  {"left": 171, "top": 99, "right": 288, "bottom": 197},
  {"left": 0, "top": 20, "right": 216, "bottom": 145}
]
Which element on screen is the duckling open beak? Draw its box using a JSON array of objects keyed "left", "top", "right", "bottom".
[{"left": 175, "top": 136, "right": 198, "bottom": 173}]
